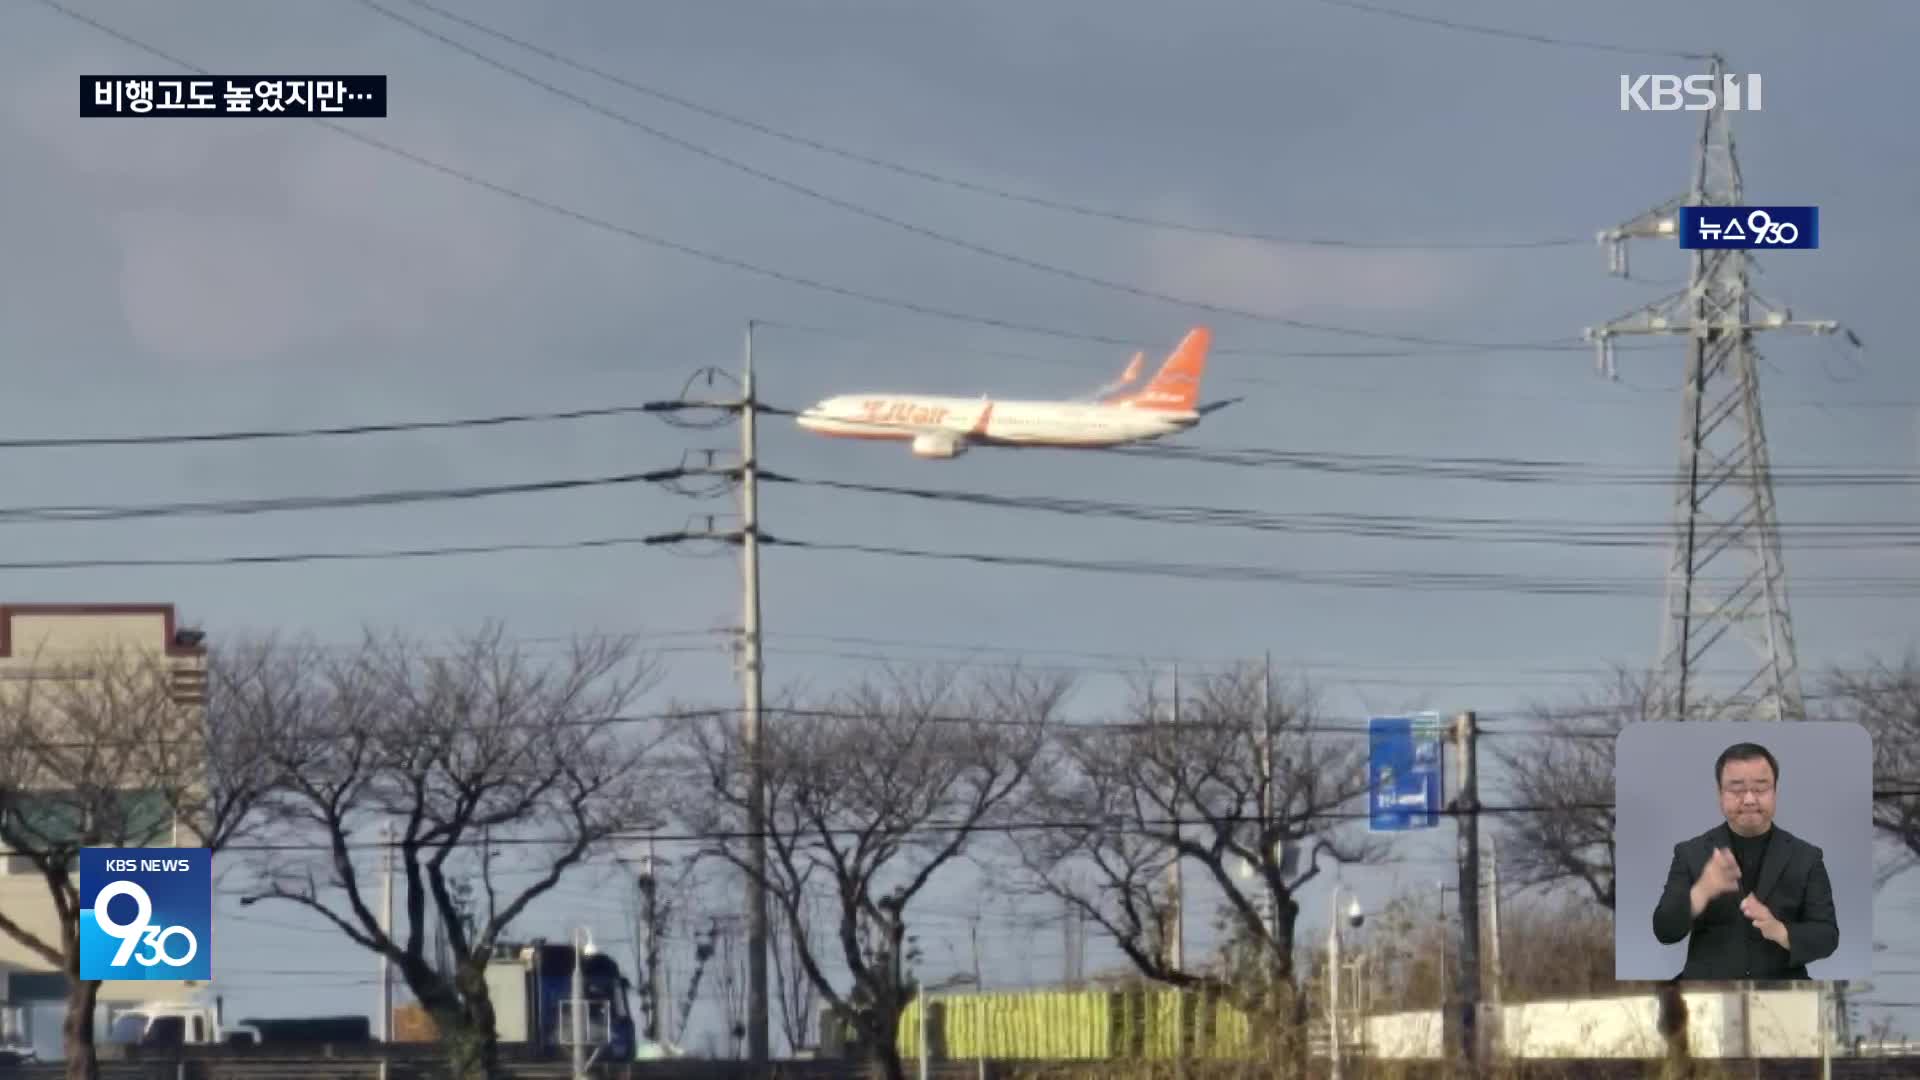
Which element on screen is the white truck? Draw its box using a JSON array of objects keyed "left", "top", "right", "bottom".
[
  {"left": 103, "top": 1001, "right": 371, "bottom": 1050},
  {"left": 102, "top": 1002, "right": 261, "bottom": 1050}
]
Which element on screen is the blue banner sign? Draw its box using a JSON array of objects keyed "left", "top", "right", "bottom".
[
  {"left": 1678, "top": 205, "right": 1818, "bottom": 250},
  {"left": 1369, "top": 714, "right": 1445, "bottom": 831}
]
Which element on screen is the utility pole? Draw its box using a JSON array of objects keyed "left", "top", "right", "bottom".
[
  {"left": 1485, "top": 830, "right": 1503, "bottom": 1061},
  {"left": 1166, "top": 664, "right": 1186, "bottom": 1071},
  {"left": 741, "top": 322, "right": 771, "bottom": 1069},
  {"left": 664, "top": 327, "right": 772, "bottom": 1064},
  {"left": 1586, "top": 53, "right": 1856, "bottom": 723},
  {"left": 571, "top": 926, "right": 587, "bottom": 1080},
  {"left": 379, "top": 820, "right": 393, "bottom": 1044},
  {"left": 1258, "top": 651, "right": 1280, "bottom": 986},
  {"left": 636, "top": 837, "right": 667, "bottom": 1046},
  {"left": 1327, "top": 885, "right": 1342, "bottom": 1080},
  {"left": 1061, "top": 900, "right": 1077, "bottom": 985},
  {"left": 1167, "top": 663, "right": 1184, "bottom": 973},
  {"left": 1452, "top": 711, "right": 1481, "bottom": 1070}
]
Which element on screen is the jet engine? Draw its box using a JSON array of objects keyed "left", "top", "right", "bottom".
[{"left": 911, "top": 433, "right": 964, "bottom": 459}]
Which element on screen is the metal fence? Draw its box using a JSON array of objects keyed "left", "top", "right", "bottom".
[{"left": 5, "top": 1058, "right": 1920, "bottom": 1080}]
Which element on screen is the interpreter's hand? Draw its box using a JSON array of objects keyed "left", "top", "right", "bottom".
[
  {"left": 1697, "top": 847, "right": 1741, "bottom": 899},
  {"left": 1740, "top": 895, "right": 1790, "bottom": 949}
]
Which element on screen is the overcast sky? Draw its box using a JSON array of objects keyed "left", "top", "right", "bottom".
[{"left": 4, "top": 0, "right": 1917, "bottom": 1059}]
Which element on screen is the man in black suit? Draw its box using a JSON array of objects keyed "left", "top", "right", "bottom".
[{"left": 1651, "top": 741, "right": 1839, "bottom": 980}]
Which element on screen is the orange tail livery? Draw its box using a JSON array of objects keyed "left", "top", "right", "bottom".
[{"left": 1121, "top": 327, "right": 1210, "bottom": 412}]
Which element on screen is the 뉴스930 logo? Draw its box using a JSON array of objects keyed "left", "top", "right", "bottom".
[
  {"left": 1621, "top": 74, "right": 1762, "bottom": 111},
  {"left": 94, "top": 881, "right": 198, "bottom": 966},
  {"left": 79, "top": 847, "right": 213, "bottom": 981}
]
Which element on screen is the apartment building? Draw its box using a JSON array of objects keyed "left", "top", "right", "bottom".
[{"left": 0, "top": 604, "right": 209, "bottom": 1017}]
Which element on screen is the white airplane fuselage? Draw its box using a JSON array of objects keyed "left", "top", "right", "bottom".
[
  {"left": 795, "top": 394, "right": 1196, "bottom": 457},
  {"left": 795, "top": 326, "right": 1215, "bottom": 459}
]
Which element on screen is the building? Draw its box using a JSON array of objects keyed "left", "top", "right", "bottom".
[{"left": 0, "top": 604, "right": 210, "bottom": 1049}]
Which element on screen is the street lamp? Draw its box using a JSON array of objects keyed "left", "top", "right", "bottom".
[
  {"left": 917, "top": 974, "right": 977, "bottom": 1080},
  {"left": 1328, "top": 886, "right": 1363, "bottom": 1080}
]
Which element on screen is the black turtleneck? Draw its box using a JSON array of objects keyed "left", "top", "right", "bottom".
[{"left": 1729, "top": 825, "right": 1773, "bottom": 893}]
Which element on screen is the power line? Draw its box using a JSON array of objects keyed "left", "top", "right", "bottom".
[
  {"left": 761, "top": 471, "right": 1920, "bottom": 550},
  {"left": 1100, "top": 444, "right": 1920, "bottom": 487},
  {"left": 0, "top": 702, "right": 1698, "bottom": 750},
  {"left": 0, "top": 524, "right": 1912, "bottom": 597},
  {"left": 7, "top": 2, "right": 1146, "bottom": 354},
  {"left": 9, "top": 617, "right": 1853, "bottom": 688},
  {"left": 0, "top": 469, "right": 695, "bottom": 525},
  {"left": 395, "top": 0, "right": 1585, "bottom": 252},
  {"left": 758, "top": 629, "right": 1906, "bottom": 683},
  {"left": 0, "top": 393, "right": 1904, "bottom": 489},
  {"left": 759, "top": 643, "right": 1908, "bottom": 695},
  {"left": 23, "top": 786, "right": 1920, "bottom": 861},
  {"left": 753, "top": 407, "right": 1920, "bottom": 485},
  {"left": 1306, "top": 0, "right": 1709, "bottom": 61},
  {"left": 5, "top": 460, "right": 1916, "bottom": 543},
  {"left": 354, "top": 0, "right": 1578, "bottom": 352},
  {"left": 32, "top": 1, "right": 1584, "bottom": 360},
  {"left": 0, "top": 533, "right": 686, "bottom": 571},
  {"left": 0, "top": 803, "right": 1632, "bottom": 860},
  {"left": 0, "top": 402, "right": 694, "bottom": 450},
  {"left": 752, "top": 318, "right": 1909, "bottom": 402},
  {"left": 751, "top": 319, "right": 1912, "bottom": 414},
  {"left": 764, "top": 537, "right": 1920, "bottom": 600}
]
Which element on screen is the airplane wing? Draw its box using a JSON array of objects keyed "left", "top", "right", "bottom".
[
  {"left": 1197, "top": 397, "right": 1243, "bottom": 415},
  {"left": 1079, "top": 351, "right": 1145, "bottom": 402}
]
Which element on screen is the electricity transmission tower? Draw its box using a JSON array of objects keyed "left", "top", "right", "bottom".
[{"left": 1584, "top": 54, "right": 1858, "bottom": 723}]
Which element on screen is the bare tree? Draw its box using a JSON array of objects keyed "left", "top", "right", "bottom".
[
  {"left": 1821, "top": 653, "right": 1920, "bottom": 878},
  {"left": 678, "top": 666, "right": 1066, "bottom": 1080},
  {"left": 713, "top": 914, "right": 747, "bottom": 1058},
  {"left": 1364, "top": 887, "right": 1618, "bottom": 1014},
  {"left": 0, "top": 640, "right": 278, "bottom": 1080},
  {"left": 770, "top": 890, "right": 821, "bottom": 1054},
  {"left": 1013, "top": 663, "right": 1378, "bottom": 1046},
  {"left": 1489, "top": 664, "right": 1658, "bottom": 910},
  {"left": 236, "top": 624, "right": 663, "bottom": 1080},
  {"left": 625, "top": 838, "right": 694, "bottom": 1048}
]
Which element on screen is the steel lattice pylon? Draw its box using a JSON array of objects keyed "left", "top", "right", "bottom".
[{"left": 1584, "top": 55, "right": 1857, "bottom": 723}]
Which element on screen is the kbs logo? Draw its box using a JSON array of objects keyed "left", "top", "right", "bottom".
[
  {"left": 79, "top": 847, "right": 212, "bottom": 981},
  {"left": 1620, "top": 74, "right": 1762, "bottom": 112}
]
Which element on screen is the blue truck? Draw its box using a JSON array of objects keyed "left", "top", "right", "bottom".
[{"left": 484, "top": 940, "right": 636, "bottom": 1063}]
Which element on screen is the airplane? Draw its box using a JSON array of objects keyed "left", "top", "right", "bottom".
[{"left": 794, "top": 327, "right": 1235, "bottom": 459}]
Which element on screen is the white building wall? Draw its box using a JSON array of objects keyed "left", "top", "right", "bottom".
[{"left": 1363, "top": 988, "right": 1826, "bottom": 1060}]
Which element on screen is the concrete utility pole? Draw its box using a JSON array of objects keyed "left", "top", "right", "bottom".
[
  {"left": 634, "top": 836, "right": 668, "bottom": 1045},
  {"left": 1258, "top": 652, "right": 1280, "bottom": 985},
  {"left": 1485, "top": 830, "right": 1503, "bottom": 1060},
  {"left": 571, "top": 927, "right": 588, "bottom": 1080},
  {"left": 1167, "top": 663, "right": 1184, "bottom": 974},
  {"left": 741, "top": 322, "right": 770, "bottom": 1068},
  {"left": 1452, "top": 711, "right": 1480, "bottom": 1069},
  {"left": 670, "top": 326, "right": 773, "bottom": 1064},
  {"left": 1586, "top": 53, "right": 1856, "bottom": 723},
  {"left": 379, "top": 820, "right": 393, "bottom": 1044}
]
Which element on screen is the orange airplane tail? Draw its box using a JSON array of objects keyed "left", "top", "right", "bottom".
[{"left": 1121, "top": 327, "right": 1210, "bottom": 412}]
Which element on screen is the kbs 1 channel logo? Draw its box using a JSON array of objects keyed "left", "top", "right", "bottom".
[
  {"left": 1620, "top": 73, "right": 1762, "bottom": 112},
  {"left": 78, "top": 847, "right": 213, "bottom": 981}
]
